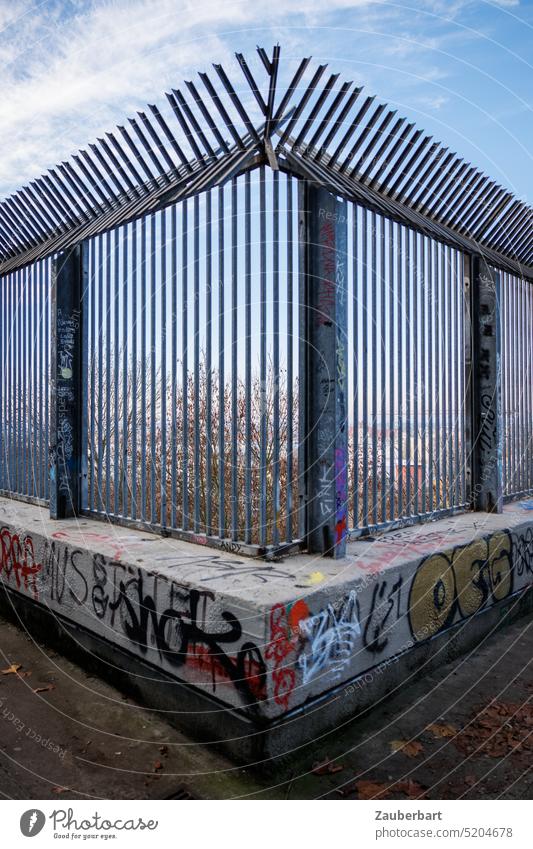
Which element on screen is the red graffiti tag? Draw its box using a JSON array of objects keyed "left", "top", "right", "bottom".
[
  {"left": 186, "top": 644, "right": 266, "bottom": 701},
  {"left": 265, "top": 600, "right": 309, "bottom": 710},
  {"left": 0, "top": 528, "right": 42, "bottom": 599}
]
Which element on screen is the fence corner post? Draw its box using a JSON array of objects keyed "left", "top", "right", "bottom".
[
  {"left": 49, "top": 245, "right": 85, "bottom": 519},
  {"left": 471, "top": 254, "right": 503, "bottom": 513},
  {"left": 302, "top": 182, "right": 348, "bottom": 557}
]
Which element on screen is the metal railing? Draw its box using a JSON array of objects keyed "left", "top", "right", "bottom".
[
  {"left": 82, "top": 168, "right": 302, "bottom": 551},
  {"left": 345, "top": 205, "right": 468, "bottom": 535},
  {"left": 501, "top": 268, "right": 533, "bottom": 500},
  {"left": 0, "top": 45, "right": 531, "bottom": 557},
  {"left": 0, "top": 257, "right": 51, "bottom": 504}
]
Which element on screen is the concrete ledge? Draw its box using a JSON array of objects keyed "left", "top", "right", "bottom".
[{"left": 1, "top": 497, "right": 532, "bottom": 762}]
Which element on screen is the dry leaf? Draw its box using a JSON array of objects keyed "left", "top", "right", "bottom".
[
  {"left": 52, "top": 787, "right": 66, "bottom": 794},
  {"left": 154, "top": 760, "right": 163, "bottom": 772},
  {"left": 393, "top": 779, "right": 427, "bottom": 798},
  {"left": 311, "top": 757, "right": 344, "bottom": 776},
  {"left": 1, "top": 664, "right": 22, "bottom": 675},
  {"left": 159, "top": 745, "right": 168, "bottom": 756},
  {"left": 427, "top": 723, "right": 458, "bottom": 739},
  {"left": 355, "top": 780, "right": 389, "bottom": 799},
  {"left": 33, "top": 684, "right": 55, "bottom": 694},
  {"left": 390, "top": 739, "right": 424, "bottom": 758}
]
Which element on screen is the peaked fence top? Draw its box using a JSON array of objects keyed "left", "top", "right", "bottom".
[{"left": 0, "top": 45, "right": 531, "bottom": 277}]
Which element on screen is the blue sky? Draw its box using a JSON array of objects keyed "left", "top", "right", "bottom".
[{"left": 0, "top": 0, "right": 531, "bottom": 204}]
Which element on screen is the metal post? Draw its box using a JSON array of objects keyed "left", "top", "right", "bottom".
[
  {"left": 50, "top": 244, "right": 86, "bottom": 518},
  {"left": 302, "top": 182, "right": 348, "bottom": 557},
  {"left": 471, "top": 254, "right": 503, "bottom": 512}
]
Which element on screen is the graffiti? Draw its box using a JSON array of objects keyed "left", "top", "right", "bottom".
[
  {"left": 43, "top": 540, "right": 88, "bottom": 606},
  {"left": 55, "top": 308, "right": 80, "bottom": 495},
  {"left": 298, "top": 590, "right": 361, "bottom": 683},
  {"left": 335, "top": 447, "right": 347, "bottom": 546},
  {"left": 317, "top": 462, "right": 334, "bottom": 518},
  {"left": 408, "top": 532, "right": 513, "bottom": 641},
  {"left": 265, "top": 600, "right": 309, "bottom": 709},
  {"left": 316, "top": 217, "right": 336, "bottom": 325},
  {"left": 0, "top": 527, "right": 42, "bottom": 599},
  {"left": 104, "top": 575, "right": 267, "bottom": 705},
  {"left": 363, "top": 577, "right": 403, "bottom": 654},
  {"left": 513, "top": 527, "right": 533, "bottom": 577},
  {"left": 479, "top": 392, "right": 497, "bottom": 454}
]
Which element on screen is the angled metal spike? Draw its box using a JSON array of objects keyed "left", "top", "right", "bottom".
[
  {"left": 272, "top": 57, "right": 312, "bottom": 124},
  {"left": 277, "top": 64, "right": 327, "bottom": 147},
  {"left": 184, "top": 79, "right": 230, "bottom": 153},
  {"left": 327, "top": 94, "right": 375, "bottom": 167},
  {"left": 400, "top": 143, "right": 445, "bottom": 205},
  {"left": 199, "top": 71, "right": 245, "bottom": 149},
  {"left": 292, "top": 73, "right": 340, "bottom": 150},
  {"left": 264, "top": 44, "right": 281, "bottom": 138},
  {"left": 72, "top": 153, "right": 114, "bottom": 207},
  {"left": 366, "top": 122, "right": 417, "bottom": 190},
  {"left": 137, "top": 111, "right": 179, "bottom": 175},
  {"left": 105, "top": 133, "right": 147, "bottom": 189},
  {"left": 347, "top": 108, "right": 398, "bottom": 176},
  {"left": 415, "top": 153, "right": 461, "bottom": 213},
  {"left": 385, "top": 133, "right": 432, "bottom": 197},
  {"left": 213, "top": 63, "right": 261, "bottom": 145},
  {"left": 96, "top": 136, "right": 141, "bottom": 196},
  {"left": 421, "top": 158, "right": 467, "bottom": 216},
  {"left": 59, "top": 161, "right": 102, "bottom": 215},
  {"left": 305, "top": 80, "right": 352, "bottom": 151},
  {"left": 358, "top": 116, "right": 406, "bottom": 182},
  {"left": 235, "top": 52, "right": 267, "bottom": 115},
  {"left": 174, "top": 89, "right": 216, "bottom": 157},
  {"left": 117, "top": 125, "right": 157, "bottom": 184},
  {"left": 147, "top": 103, "right": 194, "bottom": 171},
  {"left": 430, "top": 162, "right": 476, "bottom": 218}
]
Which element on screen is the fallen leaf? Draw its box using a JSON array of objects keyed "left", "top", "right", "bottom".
[
  {"left": 159, "top": 745, "right": 168, "bottom": 756},
  {"left": 354, "top": 780, "right": 389, "bottom": 799},
  {"left": 52, "top": 787, "right": 66, "bottom": 794},
  {"left": 154, "top": 760, "right": 163, "bottom": 772},
  {"left": 33, "top": 684, "right": 55, "bottom": 694},
  {"left": 427, "top": 723, "right": 458, "bottom": 739},
  {"left": 392, "top": 779, "right": 427, "bottom": 799},
  {"left": 390, "top": 739, "right": 424, "bottom": 758},
  {"left": 1, "top": 664, "right": 22, "bottom": 676},
  {"left": 311, "top": 757, "right": 344, "bottom": 776}
]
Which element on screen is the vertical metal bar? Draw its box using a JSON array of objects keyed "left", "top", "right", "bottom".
[
  {"left": 170, "top": 204, "right": 177, "bottom": 528},
  {"left": 193, "top": 194, "right": 201, "bottom": 532},
  {"left": 259, "top": 167, "right": 267, "bottom": 546},
  {"left": 160, "top": 209, "right": 168, "bottom": 528},
  {"left": 231, "top": 178, "right": 238, "bottom": 540},
  {"left": 150, "top": 212, "right": 157, "bottom": 524},
  {"left": 420, "top": 237, "right": 427, "bottom": 513},
  {"left": 88, "top": 241, "right": 96, "bottom": 511},
  {"left": 413, "top": 231, "right": 420, "bottom": 515},
  {"left": 437, "top": 241, "right": 445, "bottom": 509},
  {"left": 131, "top": 220, "right": 138, "bottom": 521},
  {"left": 16, "top": 268, "right": 21, "bottom": 493},
  {"left": 428, "top": 240, "right": 434, "bottom": 513},
  {"left": 140, "top": 217, "right": 147, "bottom": 522},
  {"left": 397, "top": 222, "right": 403, "bottom": 518},
  {"left": 80, "top": 244, "right": 89, "bottom": 512},
  {"left": 273, "top": 170, "right": 280, "bottom": 546},
  {"left": 244, "top": 175, "right": 252, "bottom": 544},
  {"left": 380, "top": 215, "right": 387, "bottom": 523},
  {"left": 405, "top": 227, "right": 412, "bottom": 514},
  {"left": 122, "top": 224, "right": 129, "bottom": 517},
  {"left": 22, "top": 266, "right": 28, "bottom": 495},
  {"left": 388, "top": 216, "right": 395, "bottom": 520},
  {"left": 362, "top": 208, "right": 369, "bottom": 525},
  {"left": 353, "top": 204, "right": 360, "bottom": 528},
  {"left": 452, "top": 249, "right": 460, "bottom": 506},
  {"left": 105, "top": 231, "right": 112, "bottom": 512},
  {"left": 446, "top": 246, "right": 454, "bottom": 504},
  {"left": 462, "top": 253, "right": 473, "bottom": 508},
  {"left": 217, "top": 188, "right": 225, "bottom": 539},
  {"left": 286, "top": 175, "right": 294, "bottom": 542},
  {"left": 371, "top": 212, "right": 378, "bottom": 524},
  {"left": 205, "top": 192, "right": 213, "bottom": 536},
  {"left": 113, "top": 227, "right": 120, "bottom": 515}
]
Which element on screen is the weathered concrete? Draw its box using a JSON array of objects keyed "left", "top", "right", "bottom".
[{"left": 0, "top": 496, "right": 532, "bottom": 761}]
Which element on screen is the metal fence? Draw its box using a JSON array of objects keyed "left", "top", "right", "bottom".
[
  {"left": 0, "top": 257, "right": 52, "bottom": 504},
  {"left": 82, "top": 167, "right": 302, "bottom": 550},
  {"left": 501, "top": 268, "right": 533, "bottom": 500},
  {"left": 345, "top": 205, "right": 468, "bottom": 534},
  {"left": 0, "top": 45, "right": 531, "bottom": 558}
]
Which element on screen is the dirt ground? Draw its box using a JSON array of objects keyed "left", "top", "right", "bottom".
[{"left": 0, "top": 610, "right": 531, "bottom": 800}]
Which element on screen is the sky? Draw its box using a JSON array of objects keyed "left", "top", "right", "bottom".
[{"left": 0, "top": 0, "right": 531, "bottom": 205}]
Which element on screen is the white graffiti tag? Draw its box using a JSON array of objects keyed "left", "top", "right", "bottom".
[{"left": 298, "top": 590, "right": 360, "bottom": 683}]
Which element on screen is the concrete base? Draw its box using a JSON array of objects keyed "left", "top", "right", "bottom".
[{"left": 1, "top": 497, "right": 532, "bottom": 763}]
